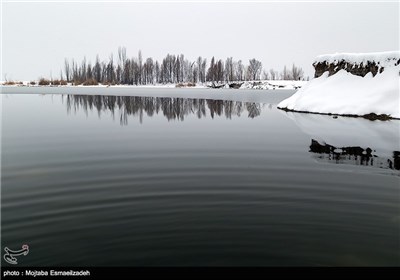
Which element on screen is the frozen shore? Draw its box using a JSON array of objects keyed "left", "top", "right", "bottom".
[{"left": 1, "top": 80, "right": 307, "bottom": 90}]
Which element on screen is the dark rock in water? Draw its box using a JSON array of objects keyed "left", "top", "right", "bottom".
[
  {"left": 361, "top": 113, "right": 392, "bottom": 121},
  {"left": 393, "top": 151, "right": 400, "bottom": 170},
  {"left": 207, "top": 83, "right": 225, "bottom": 89},
  {"left": 228, "top": 82, "right": 243, "bottom": 89},
  {"left": 309, "top": 139, "right": 400, "bottom": 170},
  {"left": 278, "top": 107, "right": 396, "bottom": 121}
]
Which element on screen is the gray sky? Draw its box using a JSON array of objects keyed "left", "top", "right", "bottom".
[{"left": 2, "top": 1, "right": 399, "bottom": 81}]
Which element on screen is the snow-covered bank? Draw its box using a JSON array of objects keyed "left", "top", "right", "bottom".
[
  {"left": 238, "top": 80, "right": 307, "bottom": 90},
  {"left": 1, "top": 80, "right": 307, "bottom": 90},
  {"left": 278, "top": 51, "right": 400, "bottom": 119},
  {"left": 207, "top": 80, "right": 307, "bottom": 90},
  {"left": 313, "top": 51, "right": 399, "bottom": 78}
]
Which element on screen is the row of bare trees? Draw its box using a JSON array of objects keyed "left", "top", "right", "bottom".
[
  {"left": 263, "top": 64, "right": 305, "bottom": 81},
  {"left": 60, "top": 47, "right": 306, "bottom": 85}
]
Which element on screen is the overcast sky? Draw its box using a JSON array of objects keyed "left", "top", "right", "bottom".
[{"left": 2, "top": 1, "right": 399, "bottom": 81}]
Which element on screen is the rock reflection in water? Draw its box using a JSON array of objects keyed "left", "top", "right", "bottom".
[
  {"left": 281, "top": 111, "right": 400, "bottom": 172},
  {"left": 63, "top": 95, "right": 264, "bottom": 124},
  {"left": 309, "top": 139, "right": 400, "bottom": 170}
]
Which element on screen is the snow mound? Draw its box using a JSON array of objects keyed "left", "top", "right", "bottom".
[
  {"left": 278, "top": 64, "right": 400, "bottom": 119},
  {"left": 314, "top": 51, "right": 400, "bottom": 68}
]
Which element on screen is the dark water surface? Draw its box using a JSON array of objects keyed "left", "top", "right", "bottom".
[{"left": 1, "top": 88, "right": 399, "bottom": 266}]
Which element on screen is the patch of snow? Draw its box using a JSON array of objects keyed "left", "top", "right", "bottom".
[
  {"left": 314, "top": 51, "right": 400, "bottom": 67},
  {"left": 239, "top": 80, "right": 307, "bottom": 90}
]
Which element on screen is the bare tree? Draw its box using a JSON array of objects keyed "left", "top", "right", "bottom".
[
  {"left": 94, "top": 55, "right": 102, "bottom": 83},
  {"left": 291, "top": 63, "right": 304, "bottom": 80},
  {"left": 200, "top": 59, "right": 207, "bottom": 83},
  {"left": 269, "top": 69, "right": 278, "bottom": 80},
  {"left": 118, "top": 47, "right": 127, "bottom": 68},
  {"left": 196, "top": 56, "right": 203, "bottom": 83},
  {"left": 281, "top": 65, "right": 292, "bottom": 80},
  {"left": 216, "top": 59, "right": 224, "bottom": 82},
  {"left": 248, "top": 58, "right": 262, "bottom": 81},
  {"left": 155, "top": 61, "right": 160, "bottom": 83},
  {"left": 138, "top": 50, "right": 143, "bottom": 84},
  {"left": 262, "top": 70, "right": 269, "bottom": 80},
  {"left": 224, "top": 57, "right": 234, "bottom": 82},
  {"left": 144, "top": 57, "right": 154, "bottom": 84},
  {"left": 64, "top": 59, "right": 71, "bottom": 82},
  {"left": 206, "top": 57, "right": 215, "bottom": 82},
  {"left": 118, "top": 46, "right": 127, "bottom": 83},
  {"left": 236, "top": 60, "right": 244, "bottom": 81}
]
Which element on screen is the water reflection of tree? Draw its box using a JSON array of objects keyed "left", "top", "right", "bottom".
[
  {"left": 64, "top": 95, "right": 264, "bottom": 125},
  {"left": 309, "top": 139, "right": 400, "bottom": 171}
]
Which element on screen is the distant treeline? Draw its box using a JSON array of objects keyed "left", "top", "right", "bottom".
[{"left": 57, "top": 47, "right": 307, "bottom": 85}]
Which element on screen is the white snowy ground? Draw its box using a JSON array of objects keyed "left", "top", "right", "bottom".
[
  {"left": 278, "top": 51, "right": 400, "bottom": 119},
  {"left": 239, "top": 80, "right": 307, "bottom": 90},
  {"left": 314, "top": 51, "right": 399, "bottom": 68}
]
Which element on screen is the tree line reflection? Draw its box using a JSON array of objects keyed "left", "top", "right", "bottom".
[
  {"left": 309, "top": 139, "right": 399, "bottom": 171},
  {"left": 63, "top": 95, "right": 265, "bottom": 124}
]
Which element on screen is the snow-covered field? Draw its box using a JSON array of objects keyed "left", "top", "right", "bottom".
[
  {"left": 238, "top": 80, "right": 307, "bottom": 90},
  {"left": 314, "top": 51, "right": 400, "bottom": 69},
  {"left": 278, "top": 51, "right": 400, "bottom": 119}
]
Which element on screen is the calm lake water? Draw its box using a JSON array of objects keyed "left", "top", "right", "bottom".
[{"left": 1, "top": 88, "right": 399, "bottom": 266}]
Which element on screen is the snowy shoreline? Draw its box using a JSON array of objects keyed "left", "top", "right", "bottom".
[{"left": 0, "top": 80, "right": 307, "bottom": 90}]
